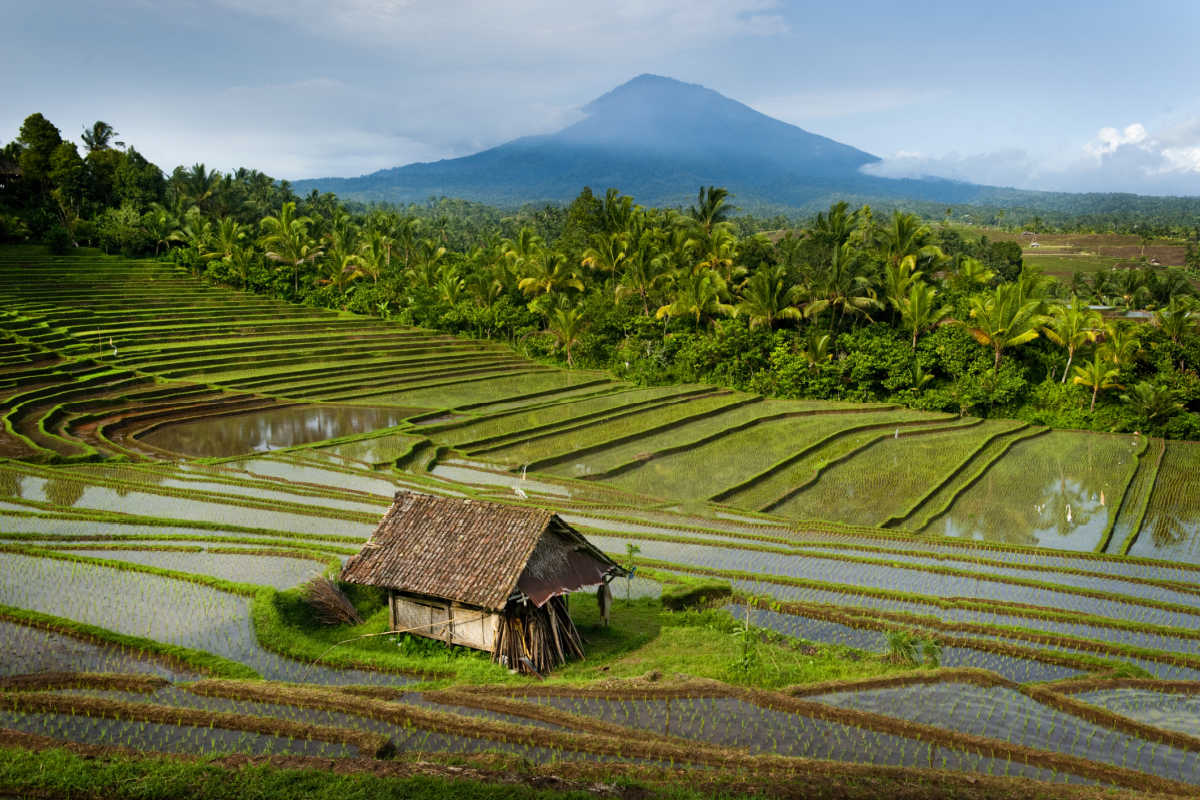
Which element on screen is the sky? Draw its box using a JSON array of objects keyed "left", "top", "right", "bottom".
[{"left": 6, "top": 0, "right": 1200, "bottom": 196}]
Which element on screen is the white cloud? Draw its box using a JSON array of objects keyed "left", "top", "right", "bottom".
[
  {"left": 1083, "top": 123, "right": 1147, "bottom": 160},
  {"left": 862, "top": 120, "right": 1200, "bottom": 195},
  {"left": 205, "top": 0, "right": 786, "bottom": 59}
]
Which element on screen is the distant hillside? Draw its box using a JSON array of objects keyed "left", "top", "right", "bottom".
[{"left": 293, "top": 75, "right": 1200, "bottom": 217}]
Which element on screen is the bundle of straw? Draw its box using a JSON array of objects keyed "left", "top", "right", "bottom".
[{"left": 300, "top": 574, "right": 364, "bottom": 626}]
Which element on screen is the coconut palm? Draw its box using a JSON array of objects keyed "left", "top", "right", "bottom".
[
  {"left": 687, "top": 186, "right": 733, "bottom": 240},
  {"left": 80, "top": 121, "right": 119, "bottom": 153},
  {"left": 1101, "top": 321, "right": 1141, "bottom": 370},
  {"left": 883, "top": 255, "right": 923, "bottom": 316},
  {"left": 806, "top": 201, "right": 862, "bottom": 252},
  {"left": 517, "top": 251, "right": 584, "bottom": 299},
  {"left": 580, "top": 231, "right": 628, "bottom": 276},
  {"left": 1154, "top": 297, "right": 1197, "bottom": 344},
  {"left": 876, "top": 210, "right": 944, "bottom": 269},
  {"left": 434, "top": 265, "right": 465, "bottom": 305},
  {"left": 1072, "top": 354, "right": 1122, "bottom": 412},
  {"left": 260, "top": 201, "right": 322, "bottom": 294},
  {"left": 899, "top": 281, "right": 953, "bottom": 348},
  {"left": 801, "top": 242, "right": 882, "bottom": 335},
  {"left": 736, "top": 264, "right": 802, "bottom": 330},
  {"left": 949, "top": 256, "right": 995, "bottom": 292},
  {"left": 615, "top": 246, "right": 672, "bottom": 316},
  {"left": 1044, "top": 297, "right": 1102, "bottom": 382},
  {"left": 545, "top": 305, "right": 589, "bottom": 367},
  {"left": 960, "top": 283, "right": 1048, "bottom": 369},
  {"left": 1121, "top": 382, "right": 1182, "bottom": 424},
  {"left": 656, "top": 268, "right": 735, "bottom": 328},
  {"left": 693, "top": 225, "right": 741, "bottom": 282}
]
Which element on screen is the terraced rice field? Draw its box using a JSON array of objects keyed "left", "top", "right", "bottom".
[{"left": 4, "top": 248, "right": 1200, "bottom": 793}]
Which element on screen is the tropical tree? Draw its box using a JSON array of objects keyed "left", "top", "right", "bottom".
[
  {"left": 656, "top": 268, "right": 735, "bottom": 328},
  {"left": 949, "top": 256, "right": 995, "bottom": 292},
  {"left": 807, "top": 201, "right": 862, "bottom": 253},
  {"left": 80, "top": 121, "right": 119, "bottom": 153},
  {"left": 1044, "top": 297, "right": 1102, "bottom": 382},
  {"left": 960, "top": 282, "right": 1048, "bottom": 369},
  {"left": 1154, "top": 297, "right": 1197, "bottom": 345},
  {"left": 899, "top": 281, "right": 953, "bottom": 348},
  {"left": 580, "top": 231, "right": 628, "bottom": 276},
  {"left": 1072, "top": 354, "right": 1122, "bottom": 412},
  {"left": 517, "top": 251, "right": 584, "bottom": 300},
  {"left": 545, "top": 304, "right": 589, "bottom": 367},
  {"left": 736, "top": 263, "right": 801, "bottom": 329},
  {"left": 1121, "top": 382, "right": 1183, "bottom": 425},
  {"left": 687, "top": 185, "right": 732, "bottom": 241},
  {"left": 876, "top": 210, "right": 944, "bottom": 269},
  {"left": 801, "top": 242, "right": 881, "bottom": 335},
  {"left": 693, "top": 225, "right": 741, "bottom": 282},
  {"left": 1101, "top": 321, "right": 1141, "bottom": 370},
  {"left": 260, "top": 201, "right": 322, "bottom": 294}
]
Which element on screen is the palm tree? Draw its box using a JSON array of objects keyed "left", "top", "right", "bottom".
[
  {"left": 1044, "top": 297, "right": 1102, "bottom": 382},
  {"left": 656, "top": 268, "right": 735, "bottom": 329},
  {"left": 960, "top": 283, "right": 1048, "bottom": 369},
  {"left": 545, "top": 305, "right": 589, "bottom": 367},
  {"left": 801, "top": 242, "right": 881, "bottom": 335},
  {"left": 876, "top": 210, "right": 944, "bottom": 269},
  {"left": 801, "top": 329, "right": 832, "bottom": 372},
  {"left": 1154, "top": 297, "right": 1197, "bottom": 345},
  {"left": 223, "top": 244, "right": 258, "bottom": 290},
  {"left": 434, "top": 264, "right": 465, "bottom": 305},
  {"left": 356, "top": 231, "right": 393, "bottom": 284},
  {"left": 807, "top": 201, "right": 862, "bottom": 252},
  {"left": 1072, "top": 354, "right": 1122, "bottom": 412},
  {"left": 260, "top": 202, "right": 322, "bottom": 294},
  {"left": 693, "top": 225, "right": 741, "bottom": 282},
  {"left": 141, "top": 204, "right": 178, "bottom": 255},
  {"left": 1121, "top": 382, "right": 1182, "bottom": 425},
  {"left": 899, "top": 281, "right": 953, "bottom": 348},
  {"left": 883, "top": 255, "right": 923, "bottom": 316},
  {"left": 737, "top": 264, "right": 801, "bottom": 330},
  {"left": 81, "top": 121, "right": 119, "bottom": 153},
  {"left": 950, "top": 256, "right": 995, "bottom": 292},
  {"left": 581, "top": 232, "right": 628, "bottom": 276},
  {"left": 687, "top": 186, "right": 732, "bottom": 240},
  {"left": 615, "top": 247, "right": 672, "bottom": 316},
  {"left": 517, "top": 251, "right": 584, "bottom": 299},
  {"left": 1101, "top": 321, "right": 1141, "bottom": 370}
]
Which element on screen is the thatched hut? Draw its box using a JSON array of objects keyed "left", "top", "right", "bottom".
[{"left": 341, "top": 491, "right": 625, "bottom": 674}]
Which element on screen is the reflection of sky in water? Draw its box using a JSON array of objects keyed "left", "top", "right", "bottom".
[
  {"left": 138, "top": 405, "right": 410, "bottom": 458},
  {"left": 922, "top": 432, "right": 1138, "bottom": 551},
  {"left": 931, "top": 477, "right": 1112, "bottom": 551}
]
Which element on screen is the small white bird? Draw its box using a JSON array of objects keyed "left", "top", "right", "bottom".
[
  {"left": 513, "top": 485, "right": 527, "bottom": 499},
  {"left": 1066, "top": 504, "right": 1073, "bottom": 524}
]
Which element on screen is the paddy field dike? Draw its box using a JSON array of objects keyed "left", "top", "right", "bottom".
[{"left": 2, "top": 247, "right": 1200, "bottom": 798}]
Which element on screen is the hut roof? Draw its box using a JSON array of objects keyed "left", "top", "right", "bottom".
[{"left": 342, "top": 491, "right": 624, "bottom": 611}]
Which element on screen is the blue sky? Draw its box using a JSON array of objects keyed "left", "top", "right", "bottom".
[{"left": 7, "top": 0, "right": 1200, "bottom": 194}]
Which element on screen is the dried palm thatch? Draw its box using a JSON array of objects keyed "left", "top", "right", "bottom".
[
  {"left": 492, "top": 596, "right": 584, "bottom": 675},
  {"left": 301, "top": 574, "right": 363, "bottom": 626}
]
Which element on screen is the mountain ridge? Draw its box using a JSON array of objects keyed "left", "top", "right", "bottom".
[{"left": 290, "top": 75, "right": 1169, "bottom": 214}]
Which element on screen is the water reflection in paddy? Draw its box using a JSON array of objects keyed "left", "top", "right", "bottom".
[{"left": 136, "top": 404, "right": 416, "bottom": 458}]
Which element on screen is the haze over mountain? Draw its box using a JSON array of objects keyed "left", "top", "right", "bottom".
[{"left": 291, "top": 76, "right": 1172, "bottom": 213}]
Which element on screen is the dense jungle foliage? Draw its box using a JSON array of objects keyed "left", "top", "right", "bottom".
[{"left": 4, "top": 113, "right": 1200, "bottom": 438}]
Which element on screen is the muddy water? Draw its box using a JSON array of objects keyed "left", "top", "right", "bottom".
[{"left": 137, "top": 404, "right": 415, "bottom": 457}]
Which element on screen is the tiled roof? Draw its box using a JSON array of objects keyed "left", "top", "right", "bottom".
[{"left": 342, "top": 491, "right": 617, "bottom": 610}]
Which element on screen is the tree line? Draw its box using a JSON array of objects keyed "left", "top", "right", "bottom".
[{"left": 2, "top": 113, "right": 1199, "bottom": 439}]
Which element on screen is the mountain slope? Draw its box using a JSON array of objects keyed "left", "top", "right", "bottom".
[{"left": 292, "top": 75, "right": 1015, "bottom": 211}]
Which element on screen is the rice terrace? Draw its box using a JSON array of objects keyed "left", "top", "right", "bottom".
[{"left": 2, "top": 241, "right": 1200, "bottom": 800}]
